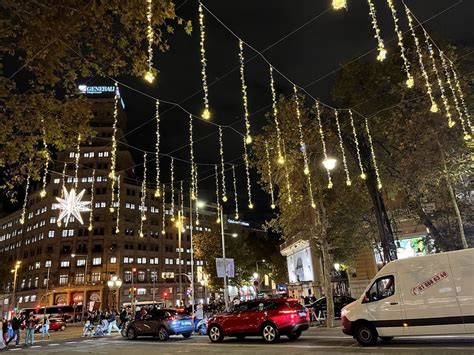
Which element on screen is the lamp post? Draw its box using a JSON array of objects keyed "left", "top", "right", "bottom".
[
  {"left": 177, "top": 209, "right": 183, "bottom": 307},
  {"left": 107, "top": 275, "right": 122, "bottom": 311},
  {"left": 255, "top": 259, "right": 266, "bottom": 275},
  {"left": 10, "top": 261, "right": 21, "bottom": 318},
  {"left": 43, "top": 266, "right": 50, "bottom": 320},
  {"left": 71, "top": 253, "right": 88, "bottom": 322}
]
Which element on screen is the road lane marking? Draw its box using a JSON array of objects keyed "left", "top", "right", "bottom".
[
  {"left": 66, "top": 341, "right": 77, "bottom": 344},
  {"left": 48, "top": 343, "right": 60, "bottom": 346}
]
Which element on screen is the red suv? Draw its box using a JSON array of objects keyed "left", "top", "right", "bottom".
[{"left": 207, "top": 298, "right": 309, "bottom": 343}]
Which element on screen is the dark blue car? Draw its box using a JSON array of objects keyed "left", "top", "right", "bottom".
[{"left": 126, "top": 309, "right": 194, "bottom": 341}]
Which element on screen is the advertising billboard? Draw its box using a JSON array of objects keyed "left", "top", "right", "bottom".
[{"left": 287, "top": 246, "right": 314, "bottom": 283}]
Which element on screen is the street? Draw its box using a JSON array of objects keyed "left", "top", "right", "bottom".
[{"left": 3, "top": 325, "right": 474, "bottom": 354}]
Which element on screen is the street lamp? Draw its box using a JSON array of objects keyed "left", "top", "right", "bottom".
[
  {"left": 107, "top": 275, "right": 122, "bottom": 310},
  {"left": 71, "top": 253, "right": 88, "bottom": 322},
  {"left": 255, "top": 259, "right": 266, "bottom": 275},
  {"left": 10, "top": 261, "right": 21, "bottom": 318}
]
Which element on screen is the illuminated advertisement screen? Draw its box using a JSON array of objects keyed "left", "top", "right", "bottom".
[
  {"left": 287, "top": 246, "right": 314, "bottom": 283},
  {"left": 374, "top": 236, "right": 428, "bottom": 263}
]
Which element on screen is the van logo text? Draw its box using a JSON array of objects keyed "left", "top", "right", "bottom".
[{"left": 411, "top": 271, "right": 448, "bottom": 296}]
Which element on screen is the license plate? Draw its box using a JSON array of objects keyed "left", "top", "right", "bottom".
[{"left": 298, "top": 311, "right": 306, "bottom": 317}]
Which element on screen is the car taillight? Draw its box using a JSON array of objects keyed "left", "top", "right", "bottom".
[
  {"left": 279, "top": 310, "right": 298, "bottom": 314},
  {"left": 169, "top": 315, "right": 177, "bottom": 321}
]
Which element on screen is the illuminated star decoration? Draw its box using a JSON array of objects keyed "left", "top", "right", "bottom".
[{"left": 56, "top": 186, "right": 91, "bottom": 226}]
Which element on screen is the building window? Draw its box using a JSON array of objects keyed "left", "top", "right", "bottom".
[
  {"left": 137, "top": 288, "right": 146, "bottom": 295},
  {"left": 48, "top": 230, "right": 55, "bottom": 238},
  {"left": 75, "top": 273, "right": 84, "bottom": 284},
  {"left": 124, "top": 271, "right": 132, "bottom": 282},
  {"left": 150, "top": 271, "right": 158, "bottom": 282},
  {"left": 60, "top": 260, "right": 70, "bottom": 268},
  {"left": 149, "top": 258, "right": 159, "bottom": 265},
  {"left": 91, "top": 272, "right": 100, "bottom": 282},
  {"left": 59, "top": 275, "right": 69, "bottom": 285},
  {"left": 34, "top": 277, "right": 39, "bottom": 288},
  {"left": 31, "top": 295, "right": 37, "bottom": 302},
  {"left": 92, "top": 257, "right": 102, "bottom": 266},
  {"left": 76, "top": 259, "right": 86, "bottom": 267},
  {"left": 138, "top": 271, "right": 145, "bottom": 282},
  {"left": 110, "top": 256, "right": 117, "bottom": 264},
  {"left": 35, "top": 262, "right": 41, "bottom": 269},
  {"left": 45, "top": 260, "right": 51, "bottom": 267}
]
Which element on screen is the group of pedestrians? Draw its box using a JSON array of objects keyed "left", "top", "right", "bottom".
[
  {"left": 82, "top": 309, "right": 121, "bottom": 337},
  {"left": 0, "top": 313, "right": 52, "bottom": 351}
]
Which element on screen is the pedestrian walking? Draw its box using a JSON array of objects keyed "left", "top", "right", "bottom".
[
  {"left": 106, "top": 310, "right": 120, "bottom": 335},
  {"left": 41, "top": 316, "right": 50, "bottom": 340},
  {"left": 6, "top": 316, "right": 21, "bottom": 346},
  {"left": 24, "top": 315, "right": 35, "bottom": 346},
  {"left": 1, "top": 318, "right": 7, "bottom": 343},
  {"left": 0, "top": 318, "right": 7, "bottom": 352}
]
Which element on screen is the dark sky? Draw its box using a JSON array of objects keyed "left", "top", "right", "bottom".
[{"left": 110, "top": 0, "right": 473, "bottom": 222}]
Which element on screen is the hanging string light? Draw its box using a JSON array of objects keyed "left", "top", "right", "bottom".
[
  {"left": 57, "top": 162, "right": 67, "bottom": 227},
  {"left": 139, "top": 152, "right": 147, "bottom": 238},
  {"left": 243, "top": 137, "right": 253, "bottom": 209},
  {"left": 386, "top": 0, "right": 414, "bottom": 87},
  {"left": 367, "top": 0, "right": 387, "bottom": 61},
  {"left": 448, "top": 59, "right": 473, "bottom": 135},
  {"left": 154, "top": 100, "right": 161, "bottom": 197},
  {"left": 170, "top": 157, "right": 175, "bottom": 222},
  {"left": 264, "top": 142, "right": 276, "bottom": 209},
  {"left": 218, "top": 127, "right": 227, "bottom": 202},
  {"left": 231, "top": 164, "right": 239, "bottom": 219},
  {"left": 404, "top": 4, "right": 438, "bottom": 113},
  {"left": 88, "top": 169, "right": 96, "bottom": 232},
  {"left": 238, "top": 39, "right": 252, "bottom": 144},
  {"left": 198, "top": 3, "right": 210, "bottom": 120},
  {"left": 20, "top": 174, "right": 31, "bottom": 225},
  {"left": 365, "top": 117, "right": 383, "bottom": 190},
  {"left": 269, "top": 66, "right": 284, "bottom": 165},
  {"left": 115, "top": 174, "right": 121, "bottom": 234},
  {"left": 39, "top": 116, "right": 49, "bottom": 198},
  {"left": 144, "top": 0, "right": 155, "bottom": 83},
  {"left": 180, "top": 181, "right": 184, "bottom": 224},
  {"left": 315, "top": 102, "right": 333, "bottom": 189},
  {"left": 293, "top": 86, "right": 316, "bottom": 209},
  {"left": 349, "top": 110, "right": 366, "bottom": 179},
  {"left": 282, "top": 143, "right": 292, "bottom": 203},
  {"left": 214, "top": 164, "right": 221, "bottom": 223},
  {"left": 109, "top": 82, "right": 119, "bottom": 211},
  {"left": 332, "top": 0, "right": 347, "bottom": 10},
  {"left": 334, "top": 110, "right": 352, "bottom": 186},
  {"left": 195, "top": 164, "right": 200, "bottom": 225},
  {"left": 189, "top": 114, "right": 196, "bottom": 200},
  {"left": 161, "top": 183, "right": 166, "bottom": 235},
  {"left": 74, "top": 133, "right": 81, "bottom": 191}
]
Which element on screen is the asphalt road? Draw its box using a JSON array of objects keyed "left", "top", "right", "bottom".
[{"left": 3, "top": 325, "right": 474, "bottom": 354}]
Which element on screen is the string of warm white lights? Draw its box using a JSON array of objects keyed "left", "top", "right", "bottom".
[
  {"left": 349, "top": 109, "right": 366, "bottom": 179},
  {"left": 170, "top": 157, "right": 175, "bottom": 222},
  {"left": 109, "top": 82, "right": 119, "bottom": 211},
  {"left": 386, "top": 0, "right": 414, "bottom": 88},
  {"left": 154, "top": 100, "right": 161, "bottom": 197},
  {"left": 56, "top": 163, "right": 66, "bottom": 227},
  {"left": 264, "top": 141, "right": 276, "bottom": 209},
  {"left": 139, "top": 152, "right": 147, "bottom": 238},
  {"left": 404, "top": 4, "right": 438, "bottom": 113},
  {"left": 40, "top": 116, "right": 49, "bottom": 198},
  {"left": 218, "top": 127, "right": 227, "bottom": 202},
  {"left": 214, "top": 164, "right": 221, "bottom": 223},
  {"left": 365, "top": 118, "right": 382, "bottom": 190},
  {"left": 334, "top": 110, "right": 352, "bottom": 186},
  {"left": 115, "top": 174, "right": 121, "bottom": 234},
  {"left": 332, "top": 0, "right": 347, "bottom": 10},
  {"left": 74, "top": 133, "right": 81, "bottom": 190},
  {"left": 195, "top": 163, "right": 200, "bottom": 225},
  {"left": 238, "top": 39, "right": 252, "bottom": 144},
  {"left": 180, "top": 180, "right": 184, "bottom": 222},
  {"left": 161, "top": 183, "right": 166, "bottom": 235},
  {"left": 19, "top": 174, "right": 30, "bottom": 225},
  {"left": 144, "top": 0, "right": 155, "bottom": 83},
  {"left": 282, "top": 143, "right": 292, "bottom": 203},
  {"left": 269, "top": 66, "right": 285, "bottom": 165},
  {"left": 367, "top": 0, "right": 387, "bottom": 62},
  {"left": 198, "top": 3, "right": 211, "bottom": 120},
  {"left": 189, "top": 114, "right": 196, "bottom": 200},
  {"left": 315, "top": 102, "right": 333, "bottom": 188},
  {"left": 231, "top": 164, "right": 239, "bottom": 219},
  {"left": 293, "top": 86, "right": 316, "bottom": 209},
  {"left": 242, "top": 137, "right": 253, "bottom": 209},
  {"left": 448, "top": 60, "right": 473, "bottom": 134},
  {"left": 88, "top": 169, "right": 96, "bottom": 231}
]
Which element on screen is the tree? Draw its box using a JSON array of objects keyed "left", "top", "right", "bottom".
[{"left": 0, "top": 1, "right": 191, "bottom": 196}]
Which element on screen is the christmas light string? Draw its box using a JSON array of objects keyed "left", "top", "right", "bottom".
[
  {"left": 139, "top": 152, "right": 147, "bottom": 238},
  {"left": 269, "top": 66, "right": 284, "bottom": 165},
  {"left": 315, "top": 102, "right": 333, "bottom": 189},
  {"left": 194, "top": 163, "right": 200, "bottom": 225},
  {"left": 170, "top": 157, "right": 175, "bottom": 222},
  {"left": 88, "top": 169, "right": 95, "bottom": 232},
  {"left": 154, "top": 100, "right": 161, "bottom": 197},
  {"left": 180, "top": 180, "right": 184, "bottom": 225},
  {"left": 214, "top": 164, "right": 221, "bottom": 223},
  {"left": 282, "top": 142, "right": 292, "bottom": 203},
  {"left": 365, "top": 117, "right": 383, "bottom": 190},
  {"left": 404, "top": 4, "right": 438, "bottom": 113},
  {"left": 198, "top": 3, "right": 211, "bottom": 120},
  {"left": 334, "top": 110, "right": 352, "bottom": 186},
  {"left": 264, "top": 141, "right": 276, "bottom": 209},
  {"left": 58, "top": 162, "right": 67, "bottom": 226},
  {"left": 218, "top": 126, "right": 227, "bottom": 202},
  {"left": 239, "top": 39, "right": 252, "bottom": 144},
  {"left": 367, "top": 0, "right": 386, "bottom": 62},
  {"left": 349, "top": 109, "right": 366, "bottom": 179},
  {"left": 243, "top": 137, "right": 253, "bottom": 209},
  {"left": 231, "top": 164, "right": 239, "bottom": 219},
  {"left": 39, "top": 116, "right": 49, "bottom": 198},
  {"left": 144, "top": 0, "right": 155, "bottom": 83},
  {"left": 161, "top": 183, "right": 166, "bottom": 235},
  {"left": 19, "top": 174, "right": 30, "bottom": 225},
  {"left": 115, "top": 174, "right": 121, "bottom": 233},
  {"left": 189, "top": 114, "right": 196, "bottom": 200},
  {"left": 449, "top": 60, "right": 473, "bottom": 136},
  {"left": 109, "top": 82, "right": 119, "bottom": 212},
  {"left": 386, "top": 0, "right": 414, "bottom": 88},
  {"left": 74, "top": 133, "right": 81, "bottom": 190}
]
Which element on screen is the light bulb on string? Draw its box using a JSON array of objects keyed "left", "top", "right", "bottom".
[
  {"left": 198, "top": 3, "right": 210, "bottom": 119},
  {"left": 242, "top": 136, "right": 253, "bottom": 209},
  {"left": 20, "top": 174, "right": 31, "bottom": 225},
  {"left": 332, "top": 0, "right": 347, "bottom": 10},
  {"left": 57, "top": 162, "right": 66, "bottom": 228},
  {"left": 115, "top": 174, "right": 121, "bottom": 234},
  {"left": 386, "top": 0, "right": 414, "bottom": 88},
  {"left": 264, "top": 141, "right": 276, "bottom": 209},
  {"left": 40, "top": 116, "right": 49, "bottom": 198},
  {"left": 448, "top": 57, "right": 473, "bottom": 136},
  {"left": 154, "top": 100, "right": 161, "bottom": 197},
  {"left": 269, "top": 66, "right": 284, "bottom": 164},
  {"left": 189, "top": 114, "right": 196, "bottom": 200},
  {"left": 214, "top": 164, "right": 221, "bottom": 223},
  {"left": 231, "top": 164, "right": 239, "bottom": 219},
  {"left": 195, "top": 163, "right": 200, "bottom": 226},
  {"left": 180, "top": 181, "right": 184, "bottom": 228},
  {"left": 404, "top": 4, "right": 438, "bottom": 114},
  {"left": 282, "top": 142, "right": 292, "bottom": 204},
  {"left": 74, "top": 133, "right": 81, "bottom": 191},
  {"left": 88, "top": 169, "right": 95, "bottom": 232},
  {"left": 144, "top": 0, "right": 156, "bottom": 83},
  {"left": 365, "top": 117, "right": 383, "bottom": 190},
  {"left": 170, "top": 157, "right": 175, "bottom": 222},
  {"left": 109, "top": 82, "right": 119, "bottom": 211},
  {"left": 161, "top": 183, "right": 166, "bottom": 235},
  {"left": 218, "top": 127, "right": 227, "bottom": 202},
  {"left": 349, "top": 110, "right": 366, "bottom": 179},
  {"left": 139, "top": 152, "right": 148, "bottom": 238},
  {"left": 367, "top": 0, "right": 387, "bottom": 61},
  {"left": 334, "top": 110, "right": 352, "bottom": 186},
  {"left": 315, "top": 101, "right": 333, "bottom": 189},
  {"left": 238, "top": 39, "right": 252, "bottom": 145}
]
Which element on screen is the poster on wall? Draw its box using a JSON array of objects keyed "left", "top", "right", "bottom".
[
  {"left": 54, "top": 294, "right": 67, "bottom": 306},
  {"left": 374, "top": 236, "right": 429, "bottom": 263},
  {"left": 287, "top": 246, "right": 314, "bottom": 283}
]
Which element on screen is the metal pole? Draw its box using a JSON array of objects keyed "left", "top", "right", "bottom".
[
  {"left": 131, "top": 269, "right": 135, "bottom": 314},
  {"left": 190, "top": 190, "right": 195, "bottom": 320},
  {"left": 11, "top": 265, "right": 19, "bottom": 318},
  {"left": 81, "top": 255, "right": 88, "bottom": 323},
  {"left": 152, "top": 269, "right": 156, "bottom": 306},
  {"left": 44, "top": 267, "right": 50, "bottom": 319},
  {"left": 220, "top": 205, "right": 229, "bottom": 311},
  {"left": 178, "top": 209, "right": 182, "bottom": 307}
]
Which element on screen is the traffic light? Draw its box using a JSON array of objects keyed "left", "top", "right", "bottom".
[{"left": 128, "top": 288, "right": 133, "bottom": 299}]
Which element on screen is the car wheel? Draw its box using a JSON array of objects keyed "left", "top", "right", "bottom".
[
  {"left": 61, "top": 325, "right": 66, "bottom": 331},
  {"left": 208, "top": 325, "right": 224, "bottom": 343},
  {"left": 287, "top": 331, "right": 301, "bottom": 340},
  {"left": 355, "top": 322, "right": 378, "bottom": 346},
  {"left": 236, "top": 335, "right": 245, "bottom": 340},
  {"left": 261, "top": 323, "right": 279, "bottom": 343},
  {"left": 127, "top": 327, "right": 137, "bottom": 340},
  {"left": 158, "top": 327, "right": 169, "bottom": 341},
  {"left": 380, "top": 336, "right": 394, "bottom": 342},
  {"left": 182, "top": 332, "right": 192, "bottom": 339}
]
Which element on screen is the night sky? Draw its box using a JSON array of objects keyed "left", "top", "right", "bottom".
[{"left": 90, "top": 0, "right": 474, "bottom": 222}]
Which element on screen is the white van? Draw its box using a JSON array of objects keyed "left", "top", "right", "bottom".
[{"left": 341, "top": 248, "right": 474, "bottom": 346}]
